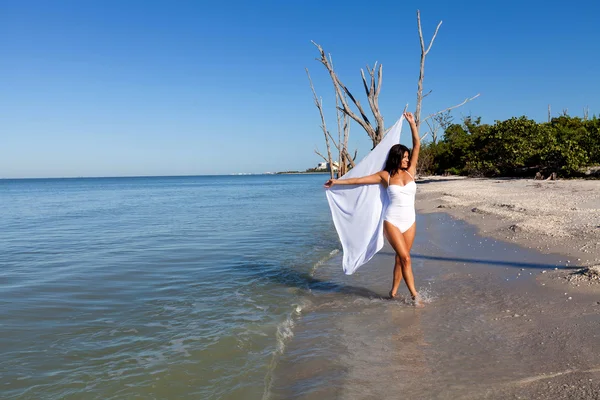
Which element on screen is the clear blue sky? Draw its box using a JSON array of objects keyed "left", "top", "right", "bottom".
[{"left": 1, "top": 0, "right": 599, "bottom": 178}]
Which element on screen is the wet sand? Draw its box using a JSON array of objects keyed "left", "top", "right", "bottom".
[
  {"left": 269, "top": 212, "right": 600, "bottom": 399},
  {"left": 416, "top": 176, "right": 600, "bottom": 289}
]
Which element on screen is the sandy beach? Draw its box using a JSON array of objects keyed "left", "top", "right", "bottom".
[{"left": 416, "top": 176, "right": 600, "bottom": 289}]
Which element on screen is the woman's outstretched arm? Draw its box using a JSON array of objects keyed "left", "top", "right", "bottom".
[
  {"left": 324, "top": 171, "right": 385, "bottom": 188},
  {"left": 404, "top": 112, "right": 420, "bottom": 175}
]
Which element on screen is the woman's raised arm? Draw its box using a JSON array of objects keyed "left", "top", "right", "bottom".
[{"left": 404, "top": 112, "right": 420, "bottom": 175}]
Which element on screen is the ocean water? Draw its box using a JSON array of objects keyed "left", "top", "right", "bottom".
[{"left": 0, "top": 174, "right": 342, "bottom": 399}]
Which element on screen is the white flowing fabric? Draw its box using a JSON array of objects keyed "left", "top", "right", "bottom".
[{"left": 326, "top": 116, "right": 404, "bottom": 275}]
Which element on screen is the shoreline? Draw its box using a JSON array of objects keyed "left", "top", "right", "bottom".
[
  {"left": 271, "top": 212, "right": 600, "bottom": 399},
  {"left": 415, "top": 176, "right": 600, "bottom": 290}
]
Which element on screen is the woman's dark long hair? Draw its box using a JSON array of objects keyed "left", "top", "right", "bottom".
[{"left": 384, "top": 144, "right": 410, "bottom": 178}]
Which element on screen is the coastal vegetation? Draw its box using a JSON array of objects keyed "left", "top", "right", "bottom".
[{"left": 417, "top": 114, "right": 600, "bottom": 178}]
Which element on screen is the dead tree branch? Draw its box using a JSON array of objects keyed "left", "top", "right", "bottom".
[
  {"left": 306, "top": 67, "right": 334, "bottom": 179},
  {"left": 415, "top": 10, "right": 442, "bottom": 129},
  {"left": 333, "top": 54, "right": 343, "bottom": 177},
  {"left": 414, "top": 10, "right": 480, "bottom": 144},
  {"left": 330, "top": 54, "right": 355, "bottom": 176},
  {"left": 422, "top": 94, "right": 480, "bottom": 123},
  {"left": 421, "top": 110, "right": 455, "bottom": 143},
  {"left": 420, "top": 118, "right": 434, "bottom": 142},
  {"left": 314, "top": 148, "right": 329, "bottom": 162},
  {"left": 343, "top": 112, "right": 354, "bottom": 166},
  {"left": 312, "top": 41, "right": 385, "bottom": 147}
]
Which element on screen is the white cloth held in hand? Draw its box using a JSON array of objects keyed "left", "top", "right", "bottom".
[{"left": 325, "top": 117, "right": 404, "bottom": 275}]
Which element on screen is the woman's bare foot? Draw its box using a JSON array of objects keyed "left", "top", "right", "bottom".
[
  {"left": 412, "top": 294, "right": 425, "bottom": 308},
  {"left": 388, "top": 290, "right": 398, "bottom": 300}
]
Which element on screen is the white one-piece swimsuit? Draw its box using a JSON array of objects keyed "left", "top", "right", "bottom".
[{"left": 383, "top": 171, "right": 416, "bottom": 233}]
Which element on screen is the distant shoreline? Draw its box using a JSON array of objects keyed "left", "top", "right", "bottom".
[
  {"left": 0, "top": 172, "right": 332, "bottom": 180},
  {"left": 275, "top": 171, "right": 330, "bottom": 175}
]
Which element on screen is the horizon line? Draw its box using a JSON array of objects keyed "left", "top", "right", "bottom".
[{"left": 0, "top": 171, "right": 329, "bottom": 180}]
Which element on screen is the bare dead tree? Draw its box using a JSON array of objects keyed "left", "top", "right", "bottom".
[
  {"left": 423, "top": 110, "right": 454, "bottom": 144},
  {"left": 341, "top": 113, "right": 354, "bottom": 175},
  {"left": 307, "top": 60, "right": 357, "bottom": 178},
  {"left": 339, "top": 98, "right": 355, "bottom": 176},
  {"left": 330, "top": 54, "right": 355, "bottom": 177},
  {"left": 415, "top": 10, "right": 442, "bottom": 130},
  {"left": 335, "top": 90, "right": 352, "bottom": 177},
  {"left": 415, "top": 10, "right": 479, "bottom": 138},
  {"left": 336, "top": 85, "right": 343, "bottom": 177},
  {"left": 306, "top": 68, "right": 334, "bottom": 179},
  {"left": 312, "top": 41, "right": 385, "bottom": 148},
  {"left": 310, "top": 11, "right": 479, "bottom": 174}
]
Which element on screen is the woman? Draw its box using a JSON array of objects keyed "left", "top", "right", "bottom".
[{"left": 324, "top": 111, "right": 422, "bottom": 305}]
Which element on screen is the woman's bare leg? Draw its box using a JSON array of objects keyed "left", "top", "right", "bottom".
[
  {"left": 383, "top": 229, "right": 403, "bottom": 298},
  {"left": 400, "top": 223, "right": 423, "bottom": 306},
  {"left": 386, "top": 223, "right": 416, "bottom": 298},
  {"left": 384, "top": 221, "right": 418, "bottom": 299},
  {"left": 403, "top": 222, "right": 416, "bottom": 252},
  {"left": 390, "top": 254, "right": 403, "bottom": 298}
]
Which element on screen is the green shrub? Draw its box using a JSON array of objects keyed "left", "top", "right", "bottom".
[{"left": 421, "top": 114, "right": 597, "bottom": 178}]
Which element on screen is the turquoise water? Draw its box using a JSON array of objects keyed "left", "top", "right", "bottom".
[{"left": 0, "top": 174, "right": 340, "bottom": 399}]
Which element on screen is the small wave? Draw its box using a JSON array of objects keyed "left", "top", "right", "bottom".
[
  {"left": 275, "top": 317, "right": 294, "bottom": 354},
  {"left": 169, "top": 337, "right": 192, "bottom": 357},
  {"left": 309, "top": 249, "right": 340, "bottom": 277},
  {"left": 418, "top": 285, "right": 435, "bottom": 304},
  {"left": 262, "top": 301, "right": 308, "bottom": 400},
  {"left": 385, "top": 285, "right": 436, "bottom": 306}
]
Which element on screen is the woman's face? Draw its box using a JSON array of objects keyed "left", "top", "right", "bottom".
[{"left": 400, "top": 151, "right": 409, "bottom": 169}]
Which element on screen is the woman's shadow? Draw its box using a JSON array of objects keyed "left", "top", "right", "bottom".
[{"left": 243, "top": 262, "right": 385, "bottom": 299}]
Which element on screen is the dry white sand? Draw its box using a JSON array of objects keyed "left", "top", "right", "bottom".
[{"left": 416, "top": 176, "right": 600, "bottom": 288}]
